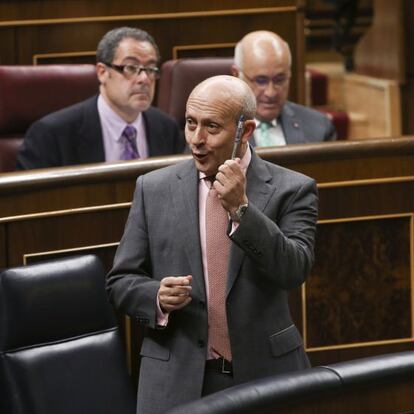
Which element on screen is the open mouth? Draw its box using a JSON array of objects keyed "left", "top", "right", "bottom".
[{"left": 192, "top": 152, "right": 208, "bottom": 162}]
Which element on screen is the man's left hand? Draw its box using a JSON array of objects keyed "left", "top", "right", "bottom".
[{"left": 214, "top": 158, "right": 248, "bottom": 216}]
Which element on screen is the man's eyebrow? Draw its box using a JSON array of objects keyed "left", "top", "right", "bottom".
[
  {"left": 201, "top": 119, "right": 221, "bottom": 126},
  {"left": 121, "top": 56, "right": 158, "bottom": 65}
]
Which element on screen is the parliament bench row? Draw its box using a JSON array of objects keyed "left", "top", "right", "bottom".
[{"left": 0, "top": 60, "right": 348, "bottom": 172}]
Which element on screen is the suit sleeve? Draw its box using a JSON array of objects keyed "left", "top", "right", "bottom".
[
  {"left": 106, "top": 175, "right": 161, "bottom": 329},
  {"left": 230, "top": 177, "right": 318, "bottom": 290},
  {"left": 16, "top": 121, "right": 62, "bottom": 170}
]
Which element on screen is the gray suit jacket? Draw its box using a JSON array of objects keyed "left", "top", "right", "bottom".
[
  {"left": 107, "top": 151, "right": 318, "bottom": 414},
  {"left": 251, "top": 101, "right": 337, "bottom": 146}
]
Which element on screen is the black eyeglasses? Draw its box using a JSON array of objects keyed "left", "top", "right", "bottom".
[
  {"left": 239, "top": 70, "right": 290, "bottom": 88},
  {"left": 104, "top": 62, "right": 160, "bottom": 80}
]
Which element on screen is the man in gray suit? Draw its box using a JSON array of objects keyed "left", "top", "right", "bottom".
[
  {"left": 232, "top": 30, "right": 336, "bottom": 146},
  {"left": 107, "top": 75, "right": 318, "bottom": 413}
]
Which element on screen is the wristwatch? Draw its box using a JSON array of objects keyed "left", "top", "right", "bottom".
[{"left": 231, "top": 203, "right": 248, "bottom": 222}]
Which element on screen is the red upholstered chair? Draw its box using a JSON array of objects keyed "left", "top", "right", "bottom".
[
  {"left": 307, "top": 68, "right": 328, "bottom": 107},
  {"left": 0, "top": 64, "right": 99, "bottom": 172},
  {"left": 0, "top": 138, "right": 23, "bottom": 173},
  {"left": 317, "top": 107, "right": 350, "bottom": 141},
  {"left": 156, "top": 57, "right": 234, "bottom": 130},
  {"left": 306, "top": 67, "right": 349, "bottom": 140}
]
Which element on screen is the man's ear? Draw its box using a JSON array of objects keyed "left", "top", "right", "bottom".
[
  {"left": 241, "top": 120, "right": 256, "bottom": 143},
  {"left": 96, "top": 63, "right": 108, "bottom": 84},
  {"left": 231, "top": 64, "right": 240, "bottom": 78}
]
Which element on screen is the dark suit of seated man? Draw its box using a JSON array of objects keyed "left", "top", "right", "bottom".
[
  {"left": 17, "top": 27, "right": 185, "bottom": 170},
  {"left": 232, "top": 30, "right": 336, "bottom": 146}
]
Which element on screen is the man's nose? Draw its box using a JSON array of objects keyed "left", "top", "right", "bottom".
[
  {"left": 135, "top": 69, "right": 151, "bottom": 83},
  {"left": 190, "top": 126, "right": 206, "bottom": 145},
  {"left": 263, "top": 81, "right": 279, "bottom": 96}
]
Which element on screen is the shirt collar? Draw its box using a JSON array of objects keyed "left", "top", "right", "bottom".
[
  {"left": 97, "top": 94, "right": 143, "bottom": 142},
  {"left": 255, "top": 118, "right": 278, "bottom": 128}
]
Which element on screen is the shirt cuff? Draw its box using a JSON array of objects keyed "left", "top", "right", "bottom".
[
  {"left": 156, "top": 293, "right": 170, "bottom": 327},
  {"left": 229, "top": 220, "right": 239, "bottom": 236}
]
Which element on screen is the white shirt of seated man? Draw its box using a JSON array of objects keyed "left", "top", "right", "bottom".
[{"left": 254, "top": 118, "right": 286, "bottom": 147}]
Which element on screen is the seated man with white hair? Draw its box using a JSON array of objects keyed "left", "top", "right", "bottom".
[{"left": 232, "top": 30, "right": 336, "bottom": 147}]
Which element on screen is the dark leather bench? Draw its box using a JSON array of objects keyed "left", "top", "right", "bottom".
[
  {"left": 167, "top": 351, "right": 414, "bottom": 413},
  {"left": 0, "top": 255, "right": 135, "bottom": 414}
]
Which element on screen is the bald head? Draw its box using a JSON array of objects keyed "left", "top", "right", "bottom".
[
  {"left": 233, "top": 31, "right": 292, "bottom": 122},
  {"left": 185, "top": 75, "right": 257, "bottom": 176},
  {"left": 188, "top": 75, "right": 256, "bottom": 122},
  {"left": 234, "top": 31, "right": 291, "bottom": 71}
]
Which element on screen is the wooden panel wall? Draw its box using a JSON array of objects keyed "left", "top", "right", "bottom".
[
  {"left": 354, "top": 0, "right": 404, "bottom": 82},
  {"left": 353, "top": 0, "right": 414, "bottom": 135},
  {"left": 305, "top": 0, "right": 373, "bottom": 57},
  {"left": 402, "top": 0, "right": 414, "bottom": 135},
  {"left": 306, "top": 179, "right": 414, "bottom": 365},
  {"left": 0, "top": 0, "right": 305, "bottom": 103}
]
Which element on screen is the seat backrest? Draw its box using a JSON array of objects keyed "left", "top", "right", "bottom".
[
  {"left": 0, "top": 254, "right": 135, "bottom": 414},
  {"left": 0, "top": 64, "right": 99, "bottom": 137},
  {"left": 0, "top": 138, "right": 23, "bottom": 172},
  {"left": 157, "top": 58, "right": 234, "bottom": 129},
  {"left": 0, "top": 64, "right": 99, "bottom": 172},
  {"left": 166, "top": 367, "right": 341, "bottom": 414},
  {"left": 166, "top": 351, "right": 414, "bottom": 414}
]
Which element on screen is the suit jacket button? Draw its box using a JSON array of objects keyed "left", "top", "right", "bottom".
[{"left": 197, "top": 339, "right": 205, "bottom": 348}]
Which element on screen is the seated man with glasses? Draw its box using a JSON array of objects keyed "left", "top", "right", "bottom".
[
  {"left": 17, "top": 27, "right": 185, "bottom": 170},
  {"left": 232, "top": 30, "right": 336, "bottom": 147}
]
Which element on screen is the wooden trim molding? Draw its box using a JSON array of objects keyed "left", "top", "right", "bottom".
[
  {"left": 23, "top": 242, "right": 119, "bottom": 265},
  {"left": 318, "top": 175, "right": 414, "bottom": 189},
  {"left": 33, "top": 51, "right": 96, "bottom": 65},
  {"left": 0, "top": 202, "right": 131, "bottom": 224},
  {"left": 2, "top": 138, "right": 414, "bottom": 193},
  {"left": 307, "top": 337, "right": 414, "bottom": 353},
  {"left": 172, "top": 42, "right": 235, "bottom": 59},
  {"left": 0, "top": 6, "right": 297, "bottom": 28}
]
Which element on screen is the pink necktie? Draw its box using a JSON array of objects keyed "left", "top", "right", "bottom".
[
  {"left": 121, "top": 125, "right": 139, "bottom": 160},
  {"left": 205, "top": 180, "right": 232, "bottom": 361}
]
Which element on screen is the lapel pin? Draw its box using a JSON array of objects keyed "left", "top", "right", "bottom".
[{"left": 293, "top": 122, "right": 299, "bottom": 129}]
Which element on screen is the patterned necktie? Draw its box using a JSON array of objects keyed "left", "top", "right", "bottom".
[
  {"left": 205, "top": 179, "right": 232, "bottom": 361},
  {"left": 121, "top": 125, "right": 139, "bottom": 160},
  {"left": 256, "top": 121, "right": 273, "bottom": 147}
]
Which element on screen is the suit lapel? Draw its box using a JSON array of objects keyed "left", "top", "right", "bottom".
[
  {"left": 77, "top": 96, "right": 106, "bottom": 164},
  {"left": 143, "top": 108, "right": 165, "bottom": 157},
  {"left": 227, "top": 152, "right": 273, "bottom": 295},
  {"left": 143, "top": 109, "right": 156, "bottom": 156},
  {"left": 169, "top": 154, "right": 275, "bottom": 299},
  {"left": 280, "top": 102, "right": 305, "bottom": 145},
  {"left": 171, "top": 161, "right": 206, "bottom": 300}
]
